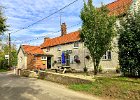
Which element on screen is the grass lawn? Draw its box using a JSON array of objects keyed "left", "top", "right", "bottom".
[
  {"left": 69, "top": 76, "right": 140, "bottom": 100},
  {"left": 0, "top": 69, "right": 7, "bottom": 72}
]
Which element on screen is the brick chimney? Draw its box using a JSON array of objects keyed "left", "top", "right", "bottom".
[
  {"left": 44, "top": 37, "right": 49, "bottom": 42},
  {"left": 61, "top": 23, "right": 67, "bottom": 36}
]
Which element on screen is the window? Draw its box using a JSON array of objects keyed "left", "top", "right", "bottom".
[
  {"left": 46, "top": 47, "right": 50, "bottom": 52},
  {"left": 41, "top": 56, "right": 47, "bottom": 60},
  {"left": 74, "top": 42, "right": 79, "bottom": 48},
  {"left": 65, "top": 53, "right": 70, "bottom": 66},
  {"left": 57, "top": 57, "right": 61, "bottom": 64},
  {"left": 57, "top": 45, "right": 61, "bottom": 51},
  {"left": 102, "top": 51, "right": 111, "bottom": 60}
]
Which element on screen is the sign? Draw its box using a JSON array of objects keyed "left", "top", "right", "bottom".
[{"left": 5, "top": 55, "right": 9, "bottom": 59}]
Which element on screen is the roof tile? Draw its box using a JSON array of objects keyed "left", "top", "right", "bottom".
[{"left": 22, "top": 45, "right": 44, "bottom": 55}]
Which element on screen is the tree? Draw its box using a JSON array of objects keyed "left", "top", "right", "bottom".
[
  {"left": 80, "top": 0, "right": 116, "bottom": 75},
  {"left": 118, "top": 7, "right": 140, "bottom": 77},
  {"left": 0, "top": 44, "right": 17, "bottom": 69},
  {"left": 0, "top": 6, "right": 7, "bottom": 35}
]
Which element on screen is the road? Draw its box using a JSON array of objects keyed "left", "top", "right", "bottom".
[{"left": 0, "top": 72, "right": 101, "bottom": 100}]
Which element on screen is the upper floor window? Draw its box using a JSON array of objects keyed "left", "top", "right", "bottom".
[
  {"left": 46, "top": 47, "right": 50, "bottom": 52},
  {"left": 102, "top": 51, "right": 111, "bottom": 60},
  {"left": 57, "top": 45, "right": 61, "bottom": 51},
  {"left": 74, "top": 42, "right": 79, "bottom": 48}
]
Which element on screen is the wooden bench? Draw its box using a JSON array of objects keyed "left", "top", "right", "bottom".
[{"left": 51, "top": 66, "right": 74, "bottom": 73}]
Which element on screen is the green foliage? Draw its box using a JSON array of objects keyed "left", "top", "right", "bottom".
[
  {"left": 117, "top": 8, "right": 140, "bottom": 77},
  {"left": 0, "top": 44, "right": 17, "bottom": 69},
  {"left": 98, "top": 65, "right": 103, "bottom": 73},
  {"left": 0, "top": 6, "right": 7, "bottom": 35},
  {"left": 80, "top": 0, "right": 116, "bottom": 75},
  {"left": 0, "top": 69, "right": 7, "bottom": 72}
]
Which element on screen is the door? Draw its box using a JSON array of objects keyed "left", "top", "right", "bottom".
[
  {"left": 47, "top": 57, "right": 51, "bottom": 69},
  {"left": 65, "top": 53, "right": 70, "bottom": 66}
]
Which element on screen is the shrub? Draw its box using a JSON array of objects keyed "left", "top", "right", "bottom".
[
  {"left": 38, "top": 71, "right": 46, "bottom": 79},
  {"left": 98, "top": 65, "right": 103, "bottom": 73},
  {"left": 116, "top": 66, "right": 120, "bottom": 73}
]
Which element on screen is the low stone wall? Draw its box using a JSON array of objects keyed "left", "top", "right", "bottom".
[
  {"left": 44, "top": 72, "right": 92, "bottom": 85},
  {"left": 19, "top": 70, "right": 93, "bottom": 85}
]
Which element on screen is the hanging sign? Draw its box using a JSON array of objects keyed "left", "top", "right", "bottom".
[{"left": 5, "top": 55, "right": 9, "bottom": 59}]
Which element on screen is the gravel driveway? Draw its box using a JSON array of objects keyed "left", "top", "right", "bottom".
[{"left": 0, "top": 72, "right": 101, "bottom": 100}]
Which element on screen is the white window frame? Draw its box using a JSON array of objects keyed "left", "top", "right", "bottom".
[
  {"left": 41, "top": 56, "right": 47, "bottom": 60},
  {"left": 57, "top": 45, "right": 61, "bottom": 51},
  {"left": 102, "top": 51, "right": 111, "bottom": 60},
  {"left": 73, "top": 42, "right": 79, "bottom": 49},
  {"left": 46, "top": 47, "right": 50, "bottom": 52}
]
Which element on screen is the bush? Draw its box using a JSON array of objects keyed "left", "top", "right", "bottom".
[
  {"left": 21, "top": 70, "right": 30, "bottom": 77},
  {"left": 117, "top": 9, "right": 140, "bottom": 77},
  {"left": 98, "top": 65, "right": 103, "bottom": 73},
  {"left": 116, "top": 66, "right": 120, "bottom": 73},
  {"left": 38, "top": 71, "right": 46, "bottom": 79}
]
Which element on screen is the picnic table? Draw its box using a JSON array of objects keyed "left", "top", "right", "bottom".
[{"left": 52, "top": 66, "right": 73, "bottom": 73}]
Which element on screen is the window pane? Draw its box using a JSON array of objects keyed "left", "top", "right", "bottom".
[
  {"left": 108, "top": 51, "right": 111, "bottom": 60},
  {"left": 74, "top": 42, "right": 79, "bottom": 47}
]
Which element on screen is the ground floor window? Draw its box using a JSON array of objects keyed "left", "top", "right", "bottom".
[
  {"left": 102, "top": 51, "right": 111, "bottom": 60},
  {"left": 57, "top": 57, "right": 61, "bottom": 64}
]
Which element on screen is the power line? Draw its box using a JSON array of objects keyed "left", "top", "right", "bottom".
[
  {"left": 12, "top": 22, "right": 82, "bottom": 44},
  {"left": 10, "top": 0, "right": 79, "bottom": 34}
]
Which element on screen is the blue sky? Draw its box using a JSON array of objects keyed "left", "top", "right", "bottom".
[{"left": 0, "top": 0, "right": 115, "bottom": 47}]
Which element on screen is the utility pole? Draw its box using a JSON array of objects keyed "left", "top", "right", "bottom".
[{"left": 8, "top": 33, "right": 11, "bottom": 67}]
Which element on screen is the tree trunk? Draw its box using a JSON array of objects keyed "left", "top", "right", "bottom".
[{"left": 93, "top": 59, "right": 98, "bottom": 75}]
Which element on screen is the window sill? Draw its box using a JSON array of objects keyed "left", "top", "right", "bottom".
[
  {"left": 102, "top": 59, "right": 112, "bottom": 61},
  {"left": 73, "top": 47, "right": 79, "bottom": 49},
  {"left": 41, "top": 59, "right": 47, "bottom": 61}
]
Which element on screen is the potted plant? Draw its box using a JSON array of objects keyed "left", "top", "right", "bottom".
[
  {"left": 52, "top": 60, "right": 57, "bottom": 66},
  {"left": 74, "top": 59, "right": 81, "bottom": 64},
  {"left": 85, "top": 55, "right": 90, "bottom": 60}
]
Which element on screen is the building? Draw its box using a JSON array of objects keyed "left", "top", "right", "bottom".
[{"left": 17, "top": 0, "right": 135, "bottom": 72}]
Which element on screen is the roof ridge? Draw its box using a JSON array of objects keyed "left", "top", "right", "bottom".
[{"left": 48, "top": 30, "right": 79, "bottom": 40}]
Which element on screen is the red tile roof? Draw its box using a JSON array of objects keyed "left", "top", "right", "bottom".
[
  {"left": 22, "top": 45, "right": 44, "bottom": 55},
  {"left": 40, "top": 0, "right": 133, "bottom": 49},
  {"left": 41, "top": 31, "right": 80, "bottom": 48},
  {"left": 107, "top": 0, "right": 132, "bottom": 16}
]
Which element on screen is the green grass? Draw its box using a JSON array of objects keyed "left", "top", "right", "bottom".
[
  {"left": 0, "top": 69, "right": 7, "bottom": 72},
  {"left": 69, "top": 77, "right": 140, "bottom": 100}
]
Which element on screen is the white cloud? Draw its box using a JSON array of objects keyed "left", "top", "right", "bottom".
[{"left": 0, "top": 0, "right": 116, "bottom": 48}]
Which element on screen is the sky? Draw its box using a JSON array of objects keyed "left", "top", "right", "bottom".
[{"left": 0, "top": 0, "right": 116, "bottom": 47}]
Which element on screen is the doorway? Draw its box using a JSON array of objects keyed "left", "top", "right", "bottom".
[{"left": 47, "top": 57, "right": 51, "bottom": 69}]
